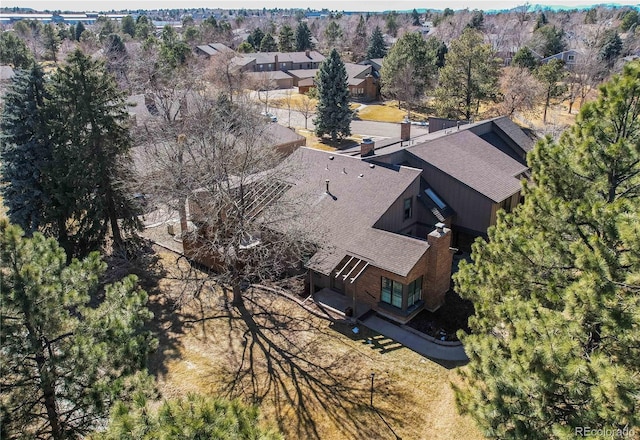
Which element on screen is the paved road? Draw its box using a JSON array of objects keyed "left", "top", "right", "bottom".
[{"left": 268, "top": 106, "right": 429, "bottom": 140}]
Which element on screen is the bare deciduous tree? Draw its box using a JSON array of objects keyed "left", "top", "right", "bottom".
[
  {"left": 137, "top": 95, "right": 313, "bottom": 305},
  {"left": 206, "top": 51, "right": 249, "bottom": 103},
  {"left": 499, "top": 66, "right": 543, "bottom": 117},
  {"left": 292, "top": 93, "right": 316, "bottom": 130}
]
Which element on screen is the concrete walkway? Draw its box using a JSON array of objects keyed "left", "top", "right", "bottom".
[{"left": 360, "top": 314, "right": 469, "bottom": 362}]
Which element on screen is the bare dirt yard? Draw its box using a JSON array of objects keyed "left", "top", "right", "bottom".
[{"left": 146, "top": 248, "right": 484, "bottom": 440}]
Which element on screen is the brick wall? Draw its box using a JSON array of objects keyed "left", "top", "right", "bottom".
[{"left": 424, "top": 225, "right": 453, "bottom": 311}]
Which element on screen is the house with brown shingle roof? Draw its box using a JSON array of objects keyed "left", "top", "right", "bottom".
[
  {"left": 185, "top": 146, "right": 454, "bottom": 324},
  {"left": 345, "top": 116, "right": 534, "bottom": 249}
]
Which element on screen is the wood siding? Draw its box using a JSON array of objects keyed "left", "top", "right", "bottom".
[
  {"left": 407, "top": 158, "right": 494, "bottom": 235},
  {"left": 374, "top": 177, "right": 421, "bottom": 235}
]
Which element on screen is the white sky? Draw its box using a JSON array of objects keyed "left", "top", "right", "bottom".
[{"left": 3, "top": 0, "right": 639, "bottom": 12}]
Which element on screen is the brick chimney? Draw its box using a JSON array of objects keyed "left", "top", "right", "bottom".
[
  {"left": 424, "top": 222, "right": 453, "bottom": 311},
  {"left": 360, "top": 138, "right": 375, "bottom": 157},
  {"left": 274, "top": 53, "right": 279, "bottom": 69},
  {"left": 400, "top": 120, "right": 411, "bottom": 141},
  {"left": 305, "top": 49, "right": 311, "bottom": 58}
]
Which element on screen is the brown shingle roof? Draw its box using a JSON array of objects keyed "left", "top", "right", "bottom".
[
  {"left": 407, "top": 130, "right": 527, "bottom": 203},
  {"left": 278, "top": 148, "right": 429, "bottom": 276},
  {"left": 492, "top": 116, "right": 535, "bottom": 154}
]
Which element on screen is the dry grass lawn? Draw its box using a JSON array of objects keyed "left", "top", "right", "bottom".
[
  {"left": 357, "top": 101, "right": 430, "bottom": 124},
  {"left": 297, "top": 128, "right": 364, "bottom": 152},
  {"left": 357, "top": 104, "right": 407, "bottom": 123},
  {"left": 147, "top": 249, "right": 484, "bottom": 440},
  {"left": 270, "top": 93, "right": 317, "bottom": 109}
]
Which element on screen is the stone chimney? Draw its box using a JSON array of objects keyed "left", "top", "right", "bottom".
[
  {"left": 401, "top": 120, "right": 411, "bottom": 141},
  {"left": 360, "top": 138, "right": 375, "bottom": 157},
  {"left": 424, "top": 222, "right": 453, "bottom": 311}
]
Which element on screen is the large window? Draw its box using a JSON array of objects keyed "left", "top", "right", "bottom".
[
  {"left": 381, "top": 277, "right": 403, "bottom": 308},
  {"left": 408, "top": 277, "right": 422, "bottom": 307},
  {"left": 403, "top": 197, "right": 412, "bottom": 220}
]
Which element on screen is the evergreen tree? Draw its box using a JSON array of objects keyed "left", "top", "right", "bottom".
[
  {"left": 467, "top": 10, "right": 484, "bottom": 30},
  {"left": 412, "top": 8, "right": 421, "bottom": 26},
  {"left": 278, "top": 24, "right": 295, "bottom": 52},
  {"left": 534, "top": 11, "right": 548, "bottom": 30},
  {"left": 366, "top": 25, "right": 386, "bottom": 59},
  {"left": 237, "top": 41, "right": 254, "bottom": 53},
  {"left": 381, "top": 32, "right": 438, "bottom": 116},
  {"left": 351, "top": 15, "right": 368, "bottom": 61},
  {"left": 260, "top": 33, "right": 278, "bottom": 52},
  {"left": 454, "top": 61, "right": 640, "bottom": 440},
  {"left": 534, "top": 25, "right": 566, "bottom": 58},
  {"left": 535, "top": 58, "right": 567, "bottom": 123},
  {"left": 0, "top": 220, "right": 155, "bottom": 439},
  {"left": 435, "top": 28, "right": 500, "bottom": 120},
  {"left": 431, "top": 38, "right": 448, "bottom": 68},
  {"left": 160, "top": 25, "right": 191, "bottom": 68},
  {"left": 324, "top": 20, "right": 343, "bottom": 49},
  {"left": 512, "top": 46, "right": 539, "bottom": 71},
  {"left": 314, "top": 49, "right": 352, "bottom": 141},
  {"left": 385, "top": 12, "right": 399, "bottom": 37},
  {"left": 0, "top": 31, "right": 34, "bottom": 68},
  {"left": 47, "top": 49, "right": 142, "bottom": 258},
  {"left": 97, "top": 394, "right": 282, "bottom": 439},
  {"left": 599, "top": 30, "right": 623, "bottom": 68},
  {"left": 0, "top": 64, "right": 50, "bottom": 235},
  {"left": 620, "top": 9, "right": 639, "bottom": 31},
  {"left": 75, "top": 21, "right": 85, "bottom": 41},
  {"left": 584, "top": 7, "right": 598, "bottom": 24},
  {"left": 295, "top": 22, "right": 313, "bottom": 51},
  {"left": 248, "top": 27, "right": 265, "bottom": 51},
  {"left": 135, "top": 15, "right": 152, "bottom": 40},
  {"left": 121, "top": 15, "right": 136, "bottom": 38},
  {"left": 41, "top": 23, "right": 61, "bottom": 62}
]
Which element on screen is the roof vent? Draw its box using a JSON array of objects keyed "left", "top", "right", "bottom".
[
  {"left": 342, "top": 167, "right": 347, "bottom": 174},
  {"left": 325, "top": 179, "right": 330, "bottom": 193},
  {"left": 369, "top": 164, "right": 375, "bottom": 168},
  {"left": 358, "top": 173, "right": 364, "bottom": 178},
  {"left": 329, "top": 156, "right": 334, "bottom": 160}
]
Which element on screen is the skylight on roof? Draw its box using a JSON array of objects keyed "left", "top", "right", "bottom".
[{"left": 425, "top": 188, "right": 447, "bottom": 209}]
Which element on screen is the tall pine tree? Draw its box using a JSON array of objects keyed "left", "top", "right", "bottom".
[
  {"left": 314, "top": 49, "right": 352, "bottom": 141},
  {"left": 97, "top": 394, "right": 282, "bottom": 439},
  {"left": 0, "top": 220, "right": 155, "bottom": 439},
  {"left": 435, "top": 28, "right": 500, "bottom": 120},
  {"left": 47, "top": 49, "right": 142, "bottom": 258},
  {"left": 295, "top": 22, "right": 313, "bottom": 51},
  {"left": 278, "top": 24, "right": 295, "bottom": 52},
  {"left": 0, "top": 63, "right": 50, "bottom": 235},
  {"left": 366, "top": 26, "right": 386, "bottom": 59},
  {"left": 454, "top": 61, "right": 640, "bottom": 439}
]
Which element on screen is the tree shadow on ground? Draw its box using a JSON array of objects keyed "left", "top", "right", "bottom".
[
  {"left": 138, "top": 248, "right": 199, "bottom": 379},
  {"left": 330, "top": 318, "right": 468, "bottom": 370},
  {"left": 329, "top": 321, "right": 405, "bottom": 355},
  {"left": 189, "top": 288, "right": 412, "bottom": 440},
  {"left": 317, "top": 137, "right": 360, "bottom": 151}
]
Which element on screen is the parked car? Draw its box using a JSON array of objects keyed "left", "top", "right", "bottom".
[{"left": 260, "top": 111, "right": 278, "bottom": 122}]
